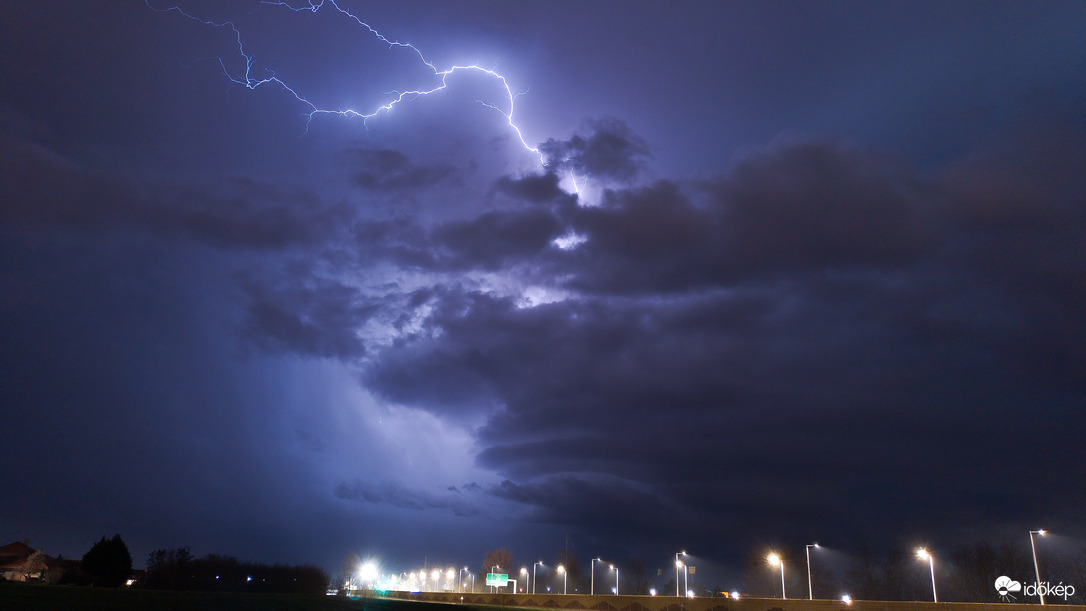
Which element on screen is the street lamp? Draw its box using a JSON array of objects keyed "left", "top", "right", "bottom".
[
  {"left": 675, "top": 551, "right": 687, "bottom": 596},
  {"left": 767, "top": 553, "right": 785, "bottom": 599},
  {"left": 916, "top": 548, "right": 937, "bottom": 603},
  {"left": 591, "top": 558, "right": 601, "bottom": 595},
  {"left": 1030, "top": 530, "right": 1047, "bottom": 605},
  {"left": 806, "top": 543, "right": 819, "bottom": 600},
  {"left": 459, "top": 567, "right": 469, "bottom": 593},
  {"left": 610, "top": 564, "right": 619, "bottom": 595},
  {"left": 361, "top": 562, "right": 378, "bottom": 594},
  {"left": 521, "top": 568, "right": 528, "bottom": 593},
  {"left": 557, "top": 564, "right": 568, "bottom": 594},
  {"left": 533, "top": 561, "right": 544, "bottom": 594},
  {"left": 492, "top": 566, "right": 501, "bottom": 594}
]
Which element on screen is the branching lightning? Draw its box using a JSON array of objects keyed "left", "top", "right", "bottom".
[{"left": 148, "top": 0, "right": 545, "bottom": 165}]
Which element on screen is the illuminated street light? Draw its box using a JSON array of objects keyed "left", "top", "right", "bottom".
[
  {"left": 767, "top": 553, "right": 785, "bottom": 599},
  {"left": 459, "top": 567, "right": 469, "bottom": 593},
  {"left": 492, "top": 565, "right": 500, "bottom": 594},
  {"left": 916, "top": 548, "right": 937, "bottom": 602},
  {"left": 842, "top": 594, "right": 853, "bottom": 605},
  {"left": 806, "top": 543, "right": 819, "bottom": 600},
  {"left": 610, "top": 564, "right": 619, "bottom": 595},
  {"left": 520, "top": 567, "right": 528, "bottom": 593},
  {"left": 533, "top": 561, "right": 544, "bottom": 594},
  {"left": 591, "top": 558, "right": 602, "bottom": 595},
  {"left": 675, "top": 551, "right": 687, "bottom": 597},
  {"left": 1030, "top": 530, "right": 1047, "bottom": 605},
  {"left": 557, "top": 564, "right": 567, "bottom": 594}
]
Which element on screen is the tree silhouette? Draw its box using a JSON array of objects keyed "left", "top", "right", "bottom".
[
  {"left": 336, "top": 553, "right": 363, "bottom": 593},
  {"left": 145, "top": 546, "right": 194, "bottom": 590},
  {"left": 625, "top": 559, "right": 650, "bottom": 595},
  {"left": 483, "top": 548, "right": 515, "bottom": 590},
  {"left": 82, "top": 534, "right": 132, "bottom": 587},
  {"left": 555, "top": 548, "right": 583, "bottom": 592}
]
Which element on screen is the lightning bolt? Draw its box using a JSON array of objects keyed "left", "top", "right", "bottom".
[
  {"left": 148, "top": 0, "right": 545, "bottom": 165},
  {"left": 568, "top": 168, "right": 585, "bottom": 195}
]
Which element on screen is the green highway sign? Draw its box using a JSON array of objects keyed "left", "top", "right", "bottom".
[{"left": 486, "top": 573, "right": 508, "bottom": 586}]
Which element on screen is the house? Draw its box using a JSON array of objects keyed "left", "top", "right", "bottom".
[{"left": 0, "top": 539, "right": 63, "bottom": 583}]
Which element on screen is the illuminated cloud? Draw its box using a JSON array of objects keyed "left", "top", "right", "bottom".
[{"left": 2, "top": 0, "right": 1085, "bottom": 581}]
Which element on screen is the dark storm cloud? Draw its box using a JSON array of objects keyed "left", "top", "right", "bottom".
[
  {"left": 540, "top": 117, "right": 650, "bottom": 180},
  {"left": 360, "top": 124, "right": 1086, "bottom": 551},
  {"left": 347, "top": 148, "right": 456, "bottom": 190},
  {"left": 558, "top": 140, "right": 932, "bottom": 294},
  {"left": 5, "top": 0, "right": 1086, "bottom": 582},
  {"left": 490, "top": 476, "right": 676, "bottom": 532},
  {"left": 354, "top": 207, "right": 566, "bottom": 272},
  {"left": 241, "top": 275, "right": 376, "bottom": 359},
  {"left": 491, "top": 171, "right": 569, "bottom": 203},
  {"left": 165, "top": 178, "right": 353, "bottom": 251},
  {"left": 431, "top": 208, "right": 564, "bottom": 270},
  {"left": 334, "top": 480, "right": 485, "bottom": 518},
  {"left": 0, "top": 127, "right": 350, "bottom": 251},
  {"left": 361, "top": 289, "right": 508, "bottom": 415}
]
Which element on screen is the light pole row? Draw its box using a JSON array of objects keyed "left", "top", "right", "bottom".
[
  {"left": 390, "top": 529, "right": 1049, "bottom": 600},
  {"left": 768, "top": 530, "right": 1048, "bottom": 603}
]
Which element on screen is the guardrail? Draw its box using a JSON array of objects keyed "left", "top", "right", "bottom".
[{"left": 380, "top": 590, "right": 1085, "bottom": 611}]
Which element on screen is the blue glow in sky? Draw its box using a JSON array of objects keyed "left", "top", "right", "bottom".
[{"left": 2, "top": 0, "right": 1085, "bottom": 591}]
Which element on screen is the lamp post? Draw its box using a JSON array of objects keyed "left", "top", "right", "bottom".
[
  {"left": 459, "top": 568, "right": 469, "bottom": 593},
  {"left": 806, "top": 543, "right": 819, "bottom": 600},
  {"left": 767, "top": 553, "right": 786, "bottom": 599},
  {"left": 1030, "top": 530, "right": 1047, "bottom": 605},
  {"left": 470, "top": 572, "right": 475, "bottom": 593},
  {"left": 675, "top": 551, "right": 687, "bottom": 596},
  {"left": 520, "top": 568, "right": 529, "bottom": 593},
  {"left": 362, "top": 563, "right": 378, "bottom": 591},
  {"left": 591, "top": 558, "right": 601, "bottom": 595},
  {"left": 610, "top": 564, "right": 619, "bottom": 595},
  {"left": 533, "top": 561, "right": 543, "bottom": 594},
  {"left": 557, "top": 564, "right": 567, "bottom": 594},
  {"left": 492, "top": 566, "right": 500, "bottom": 594},
  {"left": 916, "top": 548, "right": 937, "bottom": 603}
]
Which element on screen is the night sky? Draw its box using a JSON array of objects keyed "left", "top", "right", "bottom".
[{"left": 2, "top": 0, "right": 1085, "bottom": 588}]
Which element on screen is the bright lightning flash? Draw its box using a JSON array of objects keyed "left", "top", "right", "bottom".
[{"left": 149, "top": 0, "right": 545, "bottom": 165}]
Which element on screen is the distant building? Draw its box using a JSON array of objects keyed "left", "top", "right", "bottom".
[{"left": 0, "top": 539, "right": 63, "bottom": 583}]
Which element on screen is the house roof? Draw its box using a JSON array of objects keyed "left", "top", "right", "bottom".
[
  {"left": 0, "top": 541, "right": 63, "bottom": 572},
  {"left": 0, "top": 540, "right": 37, "bottom": 563}
]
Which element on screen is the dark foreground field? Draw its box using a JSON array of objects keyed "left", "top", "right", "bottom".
[{"left": 0, "top": 583, "right": 470, "bottom": 611}]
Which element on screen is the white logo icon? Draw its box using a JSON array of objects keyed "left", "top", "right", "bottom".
[{"left": 995, "top": 576, "right": 1022, "bottom": 601}]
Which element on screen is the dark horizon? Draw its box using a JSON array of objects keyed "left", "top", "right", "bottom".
[{"left": 2, "top": 0, "right": 1084, "bottom": 592}]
